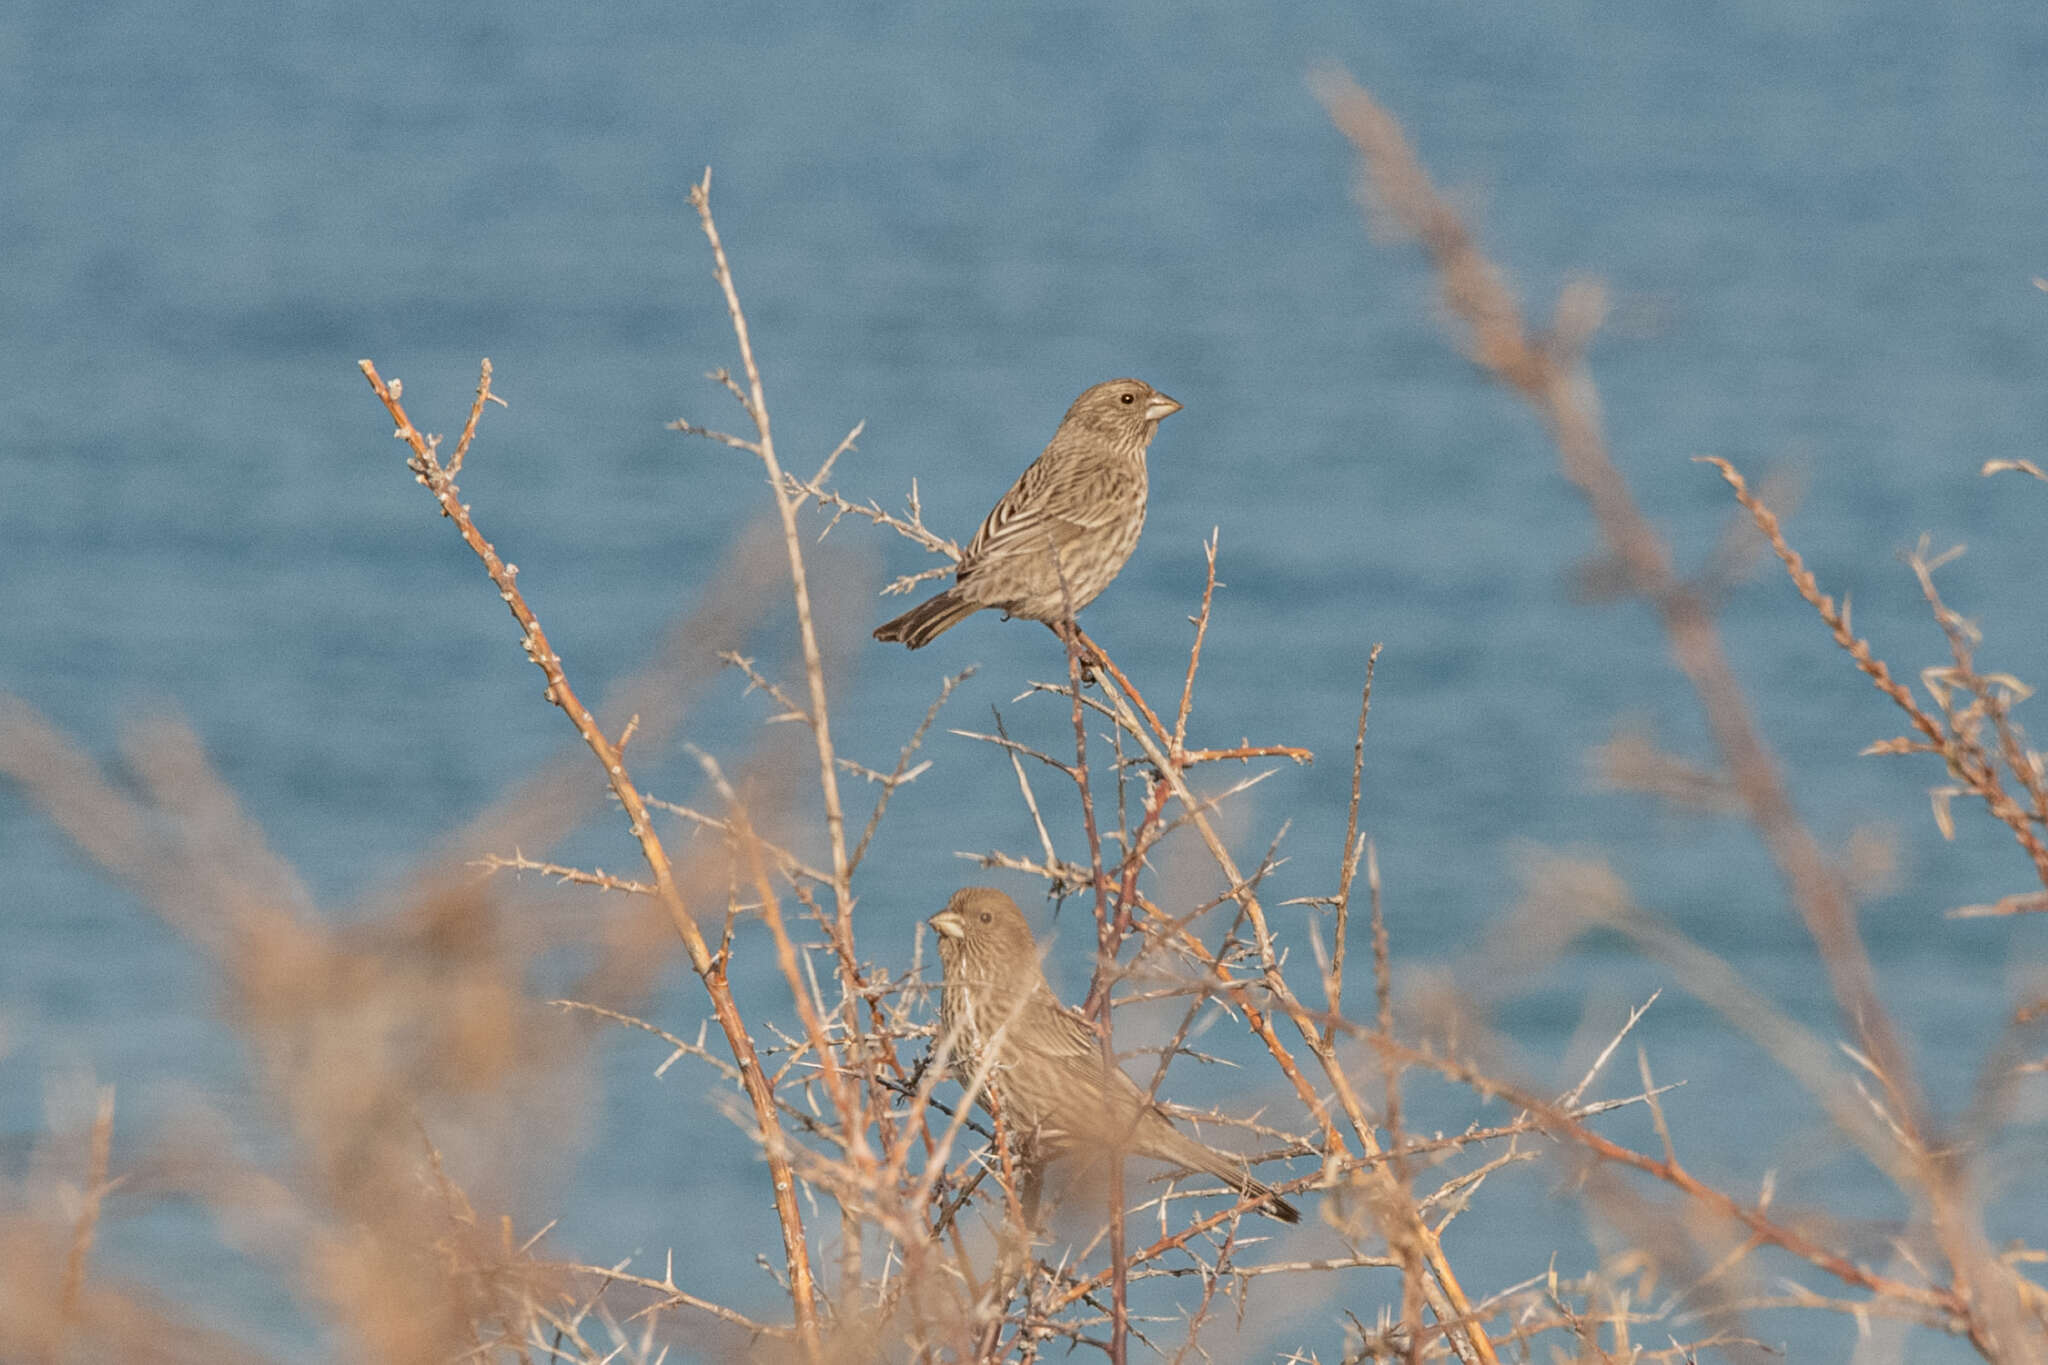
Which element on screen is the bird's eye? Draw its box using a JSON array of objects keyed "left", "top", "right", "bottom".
[
  {"left": 979, "top": 911, "right": 992, "bottom": 924},
  {"left": 1119, "top": 392, "right": 1135, "bottom": 405}
]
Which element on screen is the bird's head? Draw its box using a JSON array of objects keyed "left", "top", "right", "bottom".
[
  {"left": 1064, "top": 378, "right": 1182, "bottom": 440},
  {"left": 929, "top": 886, "right": 1039, "bottom": 969}
]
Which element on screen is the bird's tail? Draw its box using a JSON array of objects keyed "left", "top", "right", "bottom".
[
  {"left": 873, "top": 589, "right": 980, "bottom": 649},
  {"left": 1153, "top": 1126, "right": 1301, "bottom": 1224},
  {"left": 1212, "top": 1165, "right": 1301, "bottom": 1225}
]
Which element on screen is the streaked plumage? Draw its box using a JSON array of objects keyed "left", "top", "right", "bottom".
[
  {"left": 928, "top": 887, "right": 1300, "bottom": 1223},
  {"left": 874, "top": 379, "right": 1180, "bottom": 648}
]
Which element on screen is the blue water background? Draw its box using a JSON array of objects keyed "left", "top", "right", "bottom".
[{"left": 5, "top": 1, "right": 2048, "bottom": 1359}]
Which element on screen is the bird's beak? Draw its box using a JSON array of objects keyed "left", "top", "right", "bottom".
[
  {"left": 1144, "top": 392, "right": 1182, "bottom": 422},
  {"left": 929, "top": 908, "right": 967, "bottom": 940}
]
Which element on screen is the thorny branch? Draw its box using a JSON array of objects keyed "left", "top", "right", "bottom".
[
  {"left": 34, "top": 126, "right": 2019, "bottom": 1364},
  {"left": 359, "top": 354, "right": 825, "bottom": 1353}
]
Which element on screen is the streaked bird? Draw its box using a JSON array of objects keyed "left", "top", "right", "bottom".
[
  {"left": 929, "top": 886, "right": 1299, "bottom": 1223},
  {"left": 874, "top": 379, "right": 1180, "bottom": 648}
]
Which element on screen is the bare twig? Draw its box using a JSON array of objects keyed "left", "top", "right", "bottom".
[
  {"left": 359, "top": 355, "right": 822, "bottom": 1353},
  {"left": 1327, "top": 644, "right": 1381, "bottom": 1038},
  {"left": 57, "top": 1085, "right": 118, "bottom": 1333}
]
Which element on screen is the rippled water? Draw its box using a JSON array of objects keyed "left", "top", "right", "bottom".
[{"left": 5, "top": 1, "right": 2047, "bottom": 1358}]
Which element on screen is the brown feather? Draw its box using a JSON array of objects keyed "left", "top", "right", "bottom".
[
  {"left": 874, "top": 379, "right": 1179, "bottom": 647},
  {"left": 872, "top": 588, "right": 978, "bottom": 649},
  {"left": 929, "top": 887, "right": 1299, "bottom": 1223}
]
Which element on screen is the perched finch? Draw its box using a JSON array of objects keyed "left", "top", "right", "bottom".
[
  {"left": 929, "top": 887, "right": 1300, "bottom": 1223},
  {"left": 873, "top": 378, "right": 1181, "bottom": 649}
]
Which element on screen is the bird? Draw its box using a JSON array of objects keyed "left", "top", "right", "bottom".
[
  {"left": 873, "top": 378, "right": 1181, "bottom": 649},
  {"left": 928, "top": 886, "right": 1300, "bottom": 1223}
]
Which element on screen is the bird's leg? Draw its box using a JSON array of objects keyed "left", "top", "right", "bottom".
[
  {"left": 985, "top": 1156, "right": 1045, "bottom": 1350},
  {"left": 1047, "top": 617, "right": 1101, "bottom": 685},
  {"left": 981, "top": 1094, "right": 1042, "bottom": 1314},
  {"left": 1016, "top": 1154, "right": 1045, "bottom": 1231}
]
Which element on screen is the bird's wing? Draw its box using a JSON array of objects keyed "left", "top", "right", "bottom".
[
  {"left": 1033, "top": 995, "right": 1107, "bottom": 1058},
  {"left": 1028, "top": 993, "right": 1151, "bottom": 1109},
  {"left": 960, "top": 454, "right": 1137, "bottom": 574}
]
